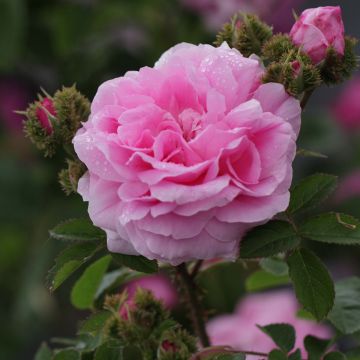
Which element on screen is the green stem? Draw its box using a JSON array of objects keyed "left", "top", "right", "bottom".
[{"left": 176, "top": 263, "right": 210, "bottom": 348}]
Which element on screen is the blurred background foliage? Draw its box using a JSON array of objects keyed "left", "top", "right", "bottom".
[{"left": 0, "top": 0, "right": 359, "bottom": 359}]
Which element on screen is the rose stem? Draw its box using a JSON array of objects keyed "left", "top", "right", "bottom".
[{"left": 176, "top": 263, "right": 210, "bottom": 347}]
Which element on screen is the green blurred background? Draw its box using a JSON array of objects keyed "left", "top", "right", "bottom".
[{"left": 0, "top": 0, "right": 359, "bottom": 358}]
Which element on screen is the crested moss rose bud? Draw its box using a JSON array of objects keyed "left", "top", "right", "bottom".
[
  {"left": 23, "top": 86, "right": 90, "bottom": 157},
  {"left": 35, "top": 97, "right": 56, "bottom": 134},
  {"left": 158, "top": 328, "right": 197, "bottom": 360},
  {"left": 215, "top": 13, "right": 272, "bottom": 57},
  {"left": 290, "top": 6, "right": 345, "bottom": 65},
  {"left": 58, "top": 159, "right": 86, "bottom": 195}
]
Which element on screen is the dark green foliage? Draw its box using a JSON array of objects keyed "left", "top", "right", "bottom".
[
  {"left": 304, "top": 335, "right": 332, "bottom": 360},
  {"left": 300, "top": 213, "right": 360, "bottom": 245},
  {"left": 287, "top": 248, "right": 335, "bottom": 320},
  {"left": 50, "top": 218, "right": 106, "bottom": 242},
  {"left": 34, "top": 343, "right": 52, "bottom": 360},
  {"left": 71, "top": 255, "right": 112, "bottom": 309},
  {"left": 288, "top": 174, "right": 338, "bottom": 214},
  {"left": 258, "top": 323, "right": 295, "bottom": 352},
  {"left": 111, "top": 253, "right": 158, "bottom": 274},
  {"left": 268, "top": 349, "right": 288, "bottom": 360},
  {"left": 47, "top": 241, "right": 104, "bottom": 291},
  {"left": 240, "top": 220, "right": 300, "bottom": 258},
  {"left": 245, "top": 270, "right": 289, "bottom": 292},
  {"left": 329, "top": 277, "right": 360, "bottom": 334}
]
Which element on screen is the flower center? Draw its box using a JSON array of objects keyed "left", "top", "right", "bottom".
[{"left": 177, "top": 109, "right": 203, "bottom": 141}]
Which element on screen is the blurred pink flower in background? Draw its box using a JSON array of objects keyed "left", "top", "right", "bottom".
[
  {"left": 333, "top": 77, "right": 360, "bottom": 130},
  {"left": 0, "top": 78, "right": 31, "bottom": 133},
  {"left": 334, "top": 170, "right": 360, "bottom": 204},
  {"left": 207, "top": 290, "right": 332, "bottom": 359},
  {"left": 123, "top": 274, "right": 178, "bottom": 309},
  {"left": 181, "top": 0, "right": 304, "bottom": 32},
  {"left": 290, "top": 6, "right": 345, "bottom": 64}
]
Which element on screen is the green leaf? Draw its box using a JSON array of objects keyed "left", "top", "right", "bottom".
[
  {"left": 48, "top": 242, "right": 104, "bottom": 291},
  {"left": 287, "top": 248, "right": 335, "bottom": 320},
  {"left": 300, "top": 213, "right": 360, "bottom": 245},
  {"left": 288, "top": 349, "right": 302, "bottom": 360},
  {"left": 240, "top": 221, "right": 300, "bottom": 258},
  {"left": 288, "top": 174, "right": 337, "bottom": 214},
  {"left": 122, "top": 346, "right": 143, "bottom": 359},
  {"left": 53, "top": 349, "right": 81, "bottom": 360},
  {"left": 260, "top": 258, "right": 289, "bottom": 276},
  {"left": 111, "top": 253, "right": 158, "bottom": 274},
  {"left": 34, "top": 343, "right": 52, "bottom": 360},
  {"left": 216, "top": 354, "right": 246, "bottom": 360},
  {"left": 95, "top": 268, "right": 140, "bottom": 300},
  {"left": 246, "top": 270, "right": 289, "bottom": 292},
  {"left": 71, "top": 255, "right": 112, "bottom": 310},
  {"left": 78, "top": 311, "right": 112, "bottom": 335},
  {"left": 328, "top": 277, "right": 360, "bottom": 334},
  {"left": 258, "top": 323, "right": 295, "bottom": 352},
  {"left": 304, "top": 335, "right": 331, "bottom": 360},
  {"left": 296, "top": 148, "right": 328, "bottom": 159},
  {"left": 268, "top": 349, "right": 288, "bottom": 360},
  {"left": 94, "top": 340, "right": 122, "bottom": 360},
  {"left": 296, "top": 309, "right": 316, "bottom": 321},
  {"left": 323, "top": 352, "right": 347, "bottom": 360},
  {"left": 50, "top": 218, "right": 106, "bottom": 242}
]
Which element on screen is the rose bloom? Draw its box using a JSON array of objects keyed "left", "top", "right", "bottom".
[
  {"left": 74, "top": 42, "right": 301, "bottom": 265},
  {"left": 333, "top": 77, "right": 360, "bottom": 130},
  {"left": 290, "top": 6, "right": 345, "bottom": 64},
  {"left": 207, "top": 290, "right": 332, "bottom": 359},
  {"left": 122, "top": 274, "right": 178, "bottom": 309}
]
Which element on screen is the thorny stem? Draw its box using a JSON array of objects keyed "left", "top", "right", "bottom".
[{"left": 176, "top": 263, "right": 210, "bottom": 348}]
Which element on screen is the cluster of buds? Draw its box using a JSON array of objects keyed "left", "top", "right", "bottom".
[
  {"left": 103, "top": 289, "right": 196, "bottom": 360},
  {"left": 22, "top": 85, "right": 90, "bottom": 194},
  {"left": 215, "top": 6, "right": 358, "bottom": 101}
]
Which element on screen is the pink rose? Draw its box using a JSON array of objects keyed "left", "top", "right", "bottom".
[
  {"left": 36, "top": 98, "right": 56, "bottom": 134},
  {"left": 74, "top": 42, "right": 300, "bottom": 265},
  {"left": 333, "top": 77, "right": 360, "bottom": 130},
  {"left": 122, "top": 274, "right": 178, "bottom": 309},
  {"left": 290, "top": 6, "right": 345, "bottom": 64},
  {"left": 207, "top": 290, "right": 332, "bottom": 359}
]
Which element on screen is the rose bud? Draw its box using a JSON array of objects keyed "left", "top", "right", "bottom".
[
  {"left": 161, "top": 340, "right": 178, "bottom": 353},
  {"left": 290, "top": 6, "right": 345, "bottom": 64},
  {"left": 35, "top": 98, "right": 56, "bottom": 134},
  {"left": 291, "top": 60, "right": 301, "bottom": 77}
]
